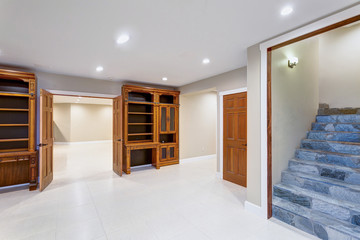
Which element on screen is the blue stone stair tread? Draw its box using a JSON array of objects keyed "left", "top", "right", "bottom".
[
  {"left": 273, "top": 196, "right": 360, "bottom": 240},
  {"left": 301, "top": 139, "right": 360, "bottom": 155},
  {"left": 312, "top": 122, "right": 360, "bottom": 132},
  {"left": 274, "top": 183, "right": 360, "bottom": 224},
  {"left": 296, "top": 148, "right": 360, "bottom": 169},
  {"left": 289, "top": 159, "right": 360, "bottom": 184},
  {"left": 316, "top": 115, "right": 360, "bottom": 124},
  {"left": 308, "top": 131, "right": 360, "bottom": 143},
  {"left": 281, "top": 170, "right": 360, "bottom": 204}
]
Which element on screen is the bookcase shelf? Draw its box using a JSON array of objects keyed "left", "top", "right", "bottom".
[
  {"left": 128, "top": 133, "right": 153, "bottom": 136},
  {"left": 122, "top": 85, "right": 180, "bottom": 174},
  {"left": 0, "top": 108, "right": 29, "bottom": 112},
  {"left": 0, "top": 69, "right": 38, "bottom": 190},
  {"left": 127, "top": 101, "right": 154, "bottom": 105},
  {"left": 0, "top": 124, "right": 29, "bottom": 127},
  {"left": 0, "top": 92, "right": 31, "bottom": 97},
  {"left": 128, "top": 112, "right": 153, "bottom": 115},
  {"left": 0, "top": 138, "right": 29, "bottom": 143}
]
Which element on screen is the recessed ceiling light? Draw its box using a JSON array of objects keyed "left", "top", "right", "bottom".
[
  {"left": 202, "top": 58, "right": 210, "bottom": 64},
  {"left": 162, "top": 77, "right": 168, "bottom": 81},
  {"left": 96, "top": 66, "right": 104, "bottom": 72},
  {"left": 116, "top": 34, "right": 130, "bottom": 44},
  {"left": 281, "top": 6, "right": 293, "bottom": 16}
]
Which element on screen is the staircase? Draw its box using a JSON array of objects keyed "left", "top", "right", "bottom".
[{"left": 273, "top": 109, "right": 360, "bottom": 240}]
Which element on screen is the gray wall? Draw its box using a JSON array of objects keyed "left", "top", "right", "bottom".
[
  {"left": 246, "top": 44, "right": 262, "bottom": 206},
  {"left": 272, "top": 38, "right": 319, "bottom": 185},
  {"left": 177, "top": 67, "right": 247, "bottom": 170},
  {"left": 36, "top": 71, "right": 122, "bottom": 95}
]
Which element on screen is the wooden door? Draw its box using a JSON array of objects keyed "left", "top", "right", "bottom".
[
  {"left": 223, "top": 92, "right": 247, "bottom": 187},
  {"left": 113, "top": 96, "right": 122, "bottom": 176},
  {"left": 39, "top": 89, "right": 54, "bottom": 191}
]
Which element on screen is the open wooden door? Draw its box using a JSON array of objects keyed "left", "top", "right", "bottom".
[
  {"left": 113, "top": 96, "right": 123, "bottom": 176},
  {"left": 223, "top": 92, "right": 247, "bottom": 187},
  {"left": 39, "top": 89, "right": 54, "bottom": 191}
]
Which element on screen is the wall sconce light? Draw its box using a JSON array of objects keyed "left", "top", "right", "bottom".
[{"left": 288, "top": 57, "right": 298, "bottom": 68}]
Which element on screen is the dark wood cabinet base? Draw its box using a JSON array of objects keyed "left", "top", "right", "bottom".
[{"left": 0, "top": 151, "right": 38, "bottom": 191}]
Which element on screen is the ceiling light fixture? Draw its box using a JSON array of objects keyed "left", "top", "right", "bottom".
[
  {"left": 96, "top": 66, "right": 104, "bottom": 72},
  {"left": 281, "top": 6, "right": 293, "bottom": 16},
  {"left": 162, "top": 77, "right": 168, "bottom": 81},
  {"left": 202, "top": 58, "right": 210, "bottom": 64},
  {"left": 116, "top": 34, "right": 130, "bottom": 44}
]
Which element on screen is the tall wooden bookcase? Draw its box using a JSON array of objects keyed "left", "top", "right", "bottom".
[
  {"left": 122, "top": 85, "right": 179, "bottom": 174},
  {"left": 0, "top": 69, "right": 38, "bottom": 190}
]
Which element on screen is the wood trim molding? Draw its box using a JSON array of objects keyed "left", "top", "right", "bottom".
[
  {"left": 266, "top": 50, "right": 272, "bottom": 219},
  {"left": 269, "top": 15, "right": 360, "bottom": 51}
]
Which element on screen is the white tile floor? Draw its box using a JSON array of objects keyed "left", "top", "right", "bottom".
[{"left": 0, "top": 142, "right": 317, "bottom": 240}]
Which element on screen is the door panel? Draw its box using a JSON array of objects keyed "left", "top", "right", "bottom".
[
  {"left": 169, "top": 107, "right": 175, "bottom": 132},
  {"left": 160, "top": 147, "right": 167, "bottom": 161},
  {"left": 113, "top": 96, "right": 122, "bottom": 176},
  {"left": 169, "top": 146, "right": 175, "bottom": 159},
  {"left": 160, "top": 107, "right": 167, "bottom": 133},
  {"left": 223, "top": 92, "right": 247, "bottom": 187},
  {"left": 39, "top": 89, "right": 53, "bottom": 191}
]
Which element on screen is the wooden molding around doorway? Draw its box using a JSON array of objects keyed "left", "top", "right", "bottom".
[{"left": 266, "top": 15, "right": 360, "bottom": 219}]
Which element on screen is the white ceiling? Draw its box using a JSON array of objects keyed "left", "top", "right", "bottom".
[
  {"left": 54, "top": 95, "right": 112, "bottom": 105},
  {"left": 0, "top": 0, "right": 358, "bottom": 87}
]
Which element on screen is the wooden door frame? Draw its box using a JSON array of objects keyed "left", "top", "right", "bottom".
[
  {"left": 255, "top": 7, "right": 360, "bottom": 219},
  {"left": 219, "top": 87, "right": 247, "bottom": 179}
]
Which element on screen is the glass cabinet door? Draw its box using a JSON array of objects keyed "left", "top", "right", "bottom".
[
  {"left": 169, "top": 146, "right": 175, "bottom": 159},
  {"left": 161, "top": 147, "right": 167, "bottom": 160},
  {"left": 160, "top": 107, "right": 167, "bottom": 133},
  {"left": 169, "top": 107, "right": 175, "bottom": 132}
]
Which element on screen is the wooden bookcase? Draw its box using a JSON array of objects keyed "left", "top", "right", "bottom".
[
  {"left": 0, "top": 69, "right": 38, "bottom": 190},
  {"left": 122, "top": 85, "right": 179, "bottom": 174}
]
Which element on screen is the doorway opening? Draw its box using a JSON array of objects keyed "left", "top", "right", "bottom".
[
  {"left": 52, "top": 95, "right": 113, "bottom": 183},
  {"left": 39, "top": 90, "right": 122, "bottom": 191}
]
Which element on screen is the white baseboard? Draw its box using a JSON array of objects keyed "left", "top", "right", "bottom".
[
  {"left": 216, "top": 171, "right": 222, "bottom": 179},
  {"left": 54, "top": 140, "right": 112, "bottom": 145},
  {"left": 244, "top": 201, "right": 267, "bottom": 219},
  {"left": 131, "top": 164, "right": 153, "bottom": 169},
  {"left": 180, "top": 154, "right": 216, "bottom": 163}
]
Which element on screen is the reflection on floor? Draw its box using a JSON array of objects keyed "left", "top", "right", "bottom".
[{"left": 0, "top": 142, "right": 317, "bottom": 240}]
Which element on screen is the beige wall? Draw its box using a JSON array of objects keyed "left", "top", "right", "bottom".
[
  {"left": 53, "top": 103, "right": 112, "bottom": 142},
  {"left": 70, "top": 104, "right": 113, "bottom": 142},
  {"left": 246, "top": 44, "right": 262, "bottom": 206},
  {"left": 178, "top": 68, "right": 247, "bottom": 169},
  {"left": 179, "top": 91, "right": 217, "bottom": 159},
  {"left": 53, "top": 103, "right": 71, "bottom": 142},
  {"left": 319, "top": 23, "right": 360, "bottom": 108},
  {"left": 272, "top": 38, "right": 320, "bottom": 185}
]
